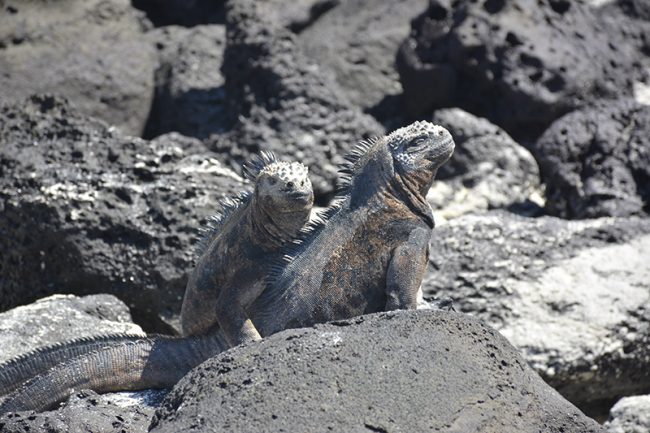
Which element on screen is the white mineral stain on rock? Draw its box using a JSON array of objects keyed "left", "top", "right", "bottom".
[{"left": 498, "top": 234, "right": 650, "bottom": 377}]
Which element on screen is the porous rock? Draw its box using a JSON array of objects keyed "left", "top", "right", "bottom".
[
  {"left": 397, "top": 0, "right": 645, "bottom": 140},
  {"left": 0, "top": 95, "right": 248, "bottom": 332},
  {"left": 536, "top": 99, "right": 650, "bottom": 219},
  {"left": 297, "top": 0, "right": 429, "bottom": 117},
  {"left": 150, "top": 310, "right": 604, "bottom": 433},
  {"left": 604, "top": 395, "right": 650, "bottom": 433},
  {"left": 211, "top": 0, "right": 383, "bottom": 200},
  {"left": 427, "top": 108, "right": 542, "bottom": 219},
  {"left": 0, "top": 294, "right": 143, "bottom": 364},
  {"left": 423, "top": 211, "right": 650, "bottom": 415},
  {"left": 0, "top": 0, "right": 156, "bottom": 136},
  {"left": 144, "top": 25, "right": 228, "bottom": 139},
  {"left": 0, "top": 389, "right": 166, "bottom": 433}
]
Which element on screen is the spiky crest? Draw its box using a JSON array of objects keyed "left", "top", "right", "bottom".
[
  {"left": 263, "top": 134, "right": 386, "bottom": 290},
  {"left": 0, "top": 332, "right": 145, "bottom": 375},
  {"left": 194, "top": 191, "right": 252, "bottom": 260},
  {"left": 242, "top": 150, "right": 277, "bottom": 181}
]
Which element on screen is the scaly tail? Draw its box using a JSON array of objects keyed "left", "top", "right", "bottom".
[
  {"left": 0, "top": 333, "right": 146, "bottom": 397},
  {"left": 0, "top": 330, "right": 229, "bottom": 414}
]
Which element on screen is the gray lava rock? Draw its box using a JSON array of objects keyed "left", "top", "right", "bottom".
[
  {"left": 605, "top": 395, "right": 650, "bottom": 433},
  {"left": 211, "top": 0, "right": 383, "bottom": 200},
  {"left": 0, "top": 389, "right": 166, "bottom": 433},
  {"left": 0, "top": 294, "right": 143, "bottom": 364},
  {"left": 297, "top": 0, "right": 429, "bottom": 116},
  {"left": 0, "top": 0, "right": 156, "bottom": 137},
  {"left": 536, "top": 99, "right": 650, "bottom": 219},
  {"left": 397, "top": 0, "right": 645, "bottom": 140},
  {"left": 427, "top": 108, "right": 542, "bottom": 219},
  {"left": 423, "top": 211, "right": 650, "bottom": 415},
  {"left": 0, "top": 95, "right": 248, "bottom": 332},
  {"left": 145, "top": 25, "right": 228, "bottom": 139},
  {"left": 150, "top": 310, "right": 604, "bottom": 433}
]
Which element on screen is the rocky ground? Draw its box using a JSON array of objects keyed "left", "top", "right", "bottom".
[{"left": 0, "top": 0, "right": 648, "bottom": 432}]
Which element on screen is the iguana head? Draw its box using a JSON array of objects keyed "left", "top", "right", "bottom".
[
  {"left": 244, "top": 152, "right": 314, "bottom": 214},
  {"left": 387, "top": 121, "right": 454, "bottom": 193}
]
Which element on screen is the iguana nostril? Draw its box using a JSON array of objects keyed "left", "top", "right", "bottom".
[{"left": 287, "top": 181, "right": 295, "bottom": 188}]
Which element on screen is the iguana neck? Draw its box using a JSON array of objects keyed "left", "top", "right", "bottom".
[
  {"left": 250, "top": 196, "right": 307, "bottom": 250},
  {"left": 348, "top": 145, "right": 434, "bottom": 228},
  {"left": 388, "top": 168, "right": 435, "bottom": 228}
]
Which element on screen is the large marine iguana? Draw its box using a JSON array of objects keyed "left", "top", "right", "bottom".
[
  {"left": 0, "top": 121, "right": 454, "bottom": 413},
  {"left": 0, "top": 152, "right": 313, "bottom": 404}
]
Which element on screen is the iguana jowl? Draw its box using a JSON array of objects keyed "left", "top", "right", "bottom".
[
  {"left": 0, "top": 152, "right": 314, "bottom": 411},
  {"left": 0, "top": 121, "right": 454, "bottom": 413}
]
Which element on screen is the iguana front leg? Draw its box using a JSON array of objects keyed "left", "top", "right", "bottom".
[
  {"left": 385, "top": 226, "right": 431, "bottom": 311},
  {"left": 215, "top": 291, "right": 262, "bottom": 346}
]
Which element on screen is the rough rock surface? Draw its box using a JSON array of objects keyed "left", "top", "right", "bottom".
[
  {"left": 211, "top": 0, "right": 383, "bottom": 200},
  {"left": 0, "top": 95, "right": 248, "bottom": 332},
  {"left": 427, "top": 108, "right": 542, "bottom": 219},
  {"left": 150, "top": 310, "right": 604, "bottom": 433},
  {"left": 605, "top": 395, "right": 650, "bottom": 433},
  {"left": 397, "top": 0, "right": 645, "bottom": 140},
  {"left": 423, "top": 212, "right": 650, "bottom": 415},
  {"left": 0, "top": 294, "right": 143, "bottom": 364},
  {"left": 297, "top": 0, "right": 429, "bottom": 117},
  {"left": 0, "top": 389, "right": 166, "bottom": 433},
  {"left": 0, "top": 0, "right": 156, "bottom": 137},
  {"left": 145, "top": 25, "right": 228, "bottom": 139},
  {"left": 536, "top": 99, "right": 650, "bottom": 219}
]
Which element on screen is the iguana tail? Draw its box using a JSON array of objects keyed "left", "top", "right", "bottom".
[
  {"left": 0, "top": 331, "right": 228, "bottom": 414},
  {"left": 0, "top": 333, "right": 146, "bottom": 397}
]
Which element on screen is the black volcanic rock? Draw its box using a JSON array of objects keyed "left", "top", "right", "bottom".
[
  {"left": 397, "top": 0, "right": 646, "bottom": 141},
  {"left": 0, "top": 0, "right": 156, "bottom": 137},
  {"left": 297, "top": 0, "right": 429, "bottom": 118},
  {"left": 145, "top": 25, "right": 228, "bottom": 140},
  {"left": 150, "top": 310, "right": 605, "bottom": 433},
  {"left": 423, "top": 211, "right": 650, "bottom": 415},
  {"left": 0, "top": 95, "right": 248, "bottom": 332},
  {"left": 536, "top": 99, "right": 650, "bottom": 219},
  {"left": 211, "top": 0, "right": 383, "bottom": 200},
  {"left": 132, "top": 0, "right": 225, "bottom": 27}
]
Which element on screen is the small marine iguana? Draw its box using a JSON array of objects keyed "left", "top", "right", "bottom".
[
  {"left": 181, "top": 152, "right": 313, "bottom": 343},
  {"left": 0, "top": 152, "right": 313, "bottom": 408},
  {"left": 0, "top": 121, "right": 454, "bottom": 413}
]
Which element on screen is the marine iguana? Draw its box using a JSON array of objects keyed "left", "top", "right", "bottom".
[
  {"left": 0, "top": 121, "right": 454, "bottom": 413},
  {"left": 0, "top": 152, "right": 314, "bottom": 407},
  {"left": 181, "top": 152, "right": 313, "bottom": 343}
]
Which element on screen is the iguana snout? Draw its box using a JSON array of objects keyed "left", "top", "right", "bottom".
[{"left": 257, "top": 161, "right": 314, "bottom": 212}]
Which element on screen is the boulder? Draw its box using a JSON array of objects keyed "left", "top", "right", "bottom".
[
  {"left": 427, "top": 108, "right": 542, "bottom": 220},
  {"left": 0, "top": 0, "right": 156, "bottom": 137},
  {"left": 0, "top": 389, "right": 165, "bottom": 433},
  {"left": 211, "top": 0, "right": 383, "bottom": 200},
  {"left": 396, "top": 0, "right": 645, "bottom": 141},
  {"left": 145, "top": 25, "right": 228, "bottom": 139},
  {"left": 150, "top": 310, "right": 604, "bottom": 433},
  {"left": 605, "top": 395, "right": 650, "bottom": 433},
  {"left": 0, "top": 294, "right": 143, "bottom": 364},
  {"left": 0, "top": 95, "right": 248, "bottom": 332},
  {"left": 423, "top": 211, "right": 650, "bottom": 415},
  {"left": 297, "top": 0, "right": 429, "bottom": 119},
  {"left": 536, "top": 99, "right": 650, "bottom": 219}
]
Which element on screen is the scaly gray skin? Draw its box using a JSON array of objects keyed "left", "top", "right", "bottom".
[
  {"left": 0, "top": 153, "right": 313, "bottom": 411},
  {"left": 182, "top": 152, "right": 313, "bottom": 344},
  {"left": 0, "top": 121, "right": 454, "bottom": 414},
  {"left": 249, "top": 121, "right": 455, "bottom": 334}
]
